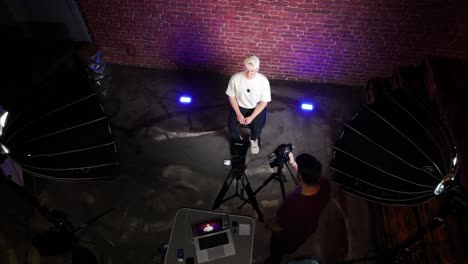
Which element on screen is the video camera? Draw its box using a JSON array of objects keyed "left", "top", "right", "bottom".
[
  {"left": 268, "top": 143, "right": 294, "bottom": 168},
  {"left": 225, "top": 138, "right": 249, "bottom": 176},
  {"left": 230, "top": 138, "right": 249, "bottom": 158}
]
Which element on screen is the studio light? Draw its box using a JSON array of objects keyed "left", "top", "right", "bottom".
[
  {"left": 0, "top": 111, "right": 8, "bottom": 136},
  {"left": 1, "top": 144, "right": 9, "bottom": 154},
  {"left": 179, "top": 96, "right": 192, "bottom": 104},
  {"left": 0, "top": 111, "right": 8, "bottom": 126},
  {"left": 301, "top": 102, "right": 314, "bottom": 111}
]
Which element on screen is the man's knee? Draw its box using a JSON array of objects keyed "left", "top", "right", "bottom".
[{"left": 250, "top": 119, "right": 264, "bottom": 135}]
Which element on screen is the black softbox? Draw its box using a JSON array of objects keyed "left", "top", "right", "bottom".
[
  {"left": 330, "top": 92, "right": 459, "bottom": 206},
  {"left": 0, "top": 40, "right": 118, "bottom": 182},
  {"left": 0, "top": 91, "right": 119, "bottom": 181}
]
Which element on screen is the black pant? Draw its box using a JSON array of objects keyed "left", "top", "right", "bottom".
[
  {"left": 228, "top": 107, "right": 266, "bottom": 140},
  {"left": 265, "top": 232, "right": 300, "bottom": 264}
]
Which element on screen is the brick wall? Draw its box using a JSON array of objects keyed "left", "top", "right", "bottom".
[{"left": 79, "top": 0, "right": 468, "bottom": 86}]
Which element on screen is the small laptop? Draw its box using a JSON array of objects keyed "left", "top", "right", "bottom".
[{"left": 191, "top": 216, "right": 236, "bottom": 263}]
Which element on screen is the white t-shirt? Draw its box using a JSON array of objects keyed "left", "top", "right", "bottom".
[{"left": 225, "top": 72, "right": 271, "bottom": 109}]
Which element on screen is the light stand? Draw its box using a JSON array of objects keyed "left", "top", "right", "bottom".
[
  {"left": 338, "top": 185, "right": 468, "bottom": 264},
  {"left": 32, "top": 207, "right": 115, "bottom": 256},
  {"left": 0, "top": 172, "right": 114, "bottom": 258}
]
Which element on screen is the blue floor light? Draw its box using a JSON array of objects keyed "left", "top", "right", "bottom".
[
  {"left": 179, "top": 95, "right": 192, "bottom": 104},
  {"left": 301, "top": 102, "right": 314, "bottom": 111}
]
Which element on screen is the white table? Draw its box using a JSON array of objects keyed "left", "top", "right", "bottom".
[{"left": 165, "top": 208, "right": 255, "bottom": 264}]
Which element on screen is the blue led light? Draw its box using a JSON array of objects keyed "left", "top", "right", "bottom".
[
  {"left": 301, "top": 103, "right": 314, "bottom": 111},
  {"left": 179, "top": 96, "right": 192, "bottom": 104}
]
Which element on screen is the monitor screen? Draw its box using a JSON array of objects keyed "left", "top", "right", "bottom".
[{"left": 192, "top": 217, "right": 224, "bottom": 236}]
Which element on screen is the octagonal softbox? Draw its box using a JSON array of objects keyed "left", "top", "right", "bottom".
[
  {"left": 0, "top": 91, "right": 119, "bottom": 181},
  {"left": 330, "top": 92, "right": 458, "bottom": 206}
]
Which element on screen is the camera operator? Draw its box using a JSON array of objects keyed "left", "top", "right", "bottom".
[{"left": 265, "top": 152, "right": 331, "bottom": 264}]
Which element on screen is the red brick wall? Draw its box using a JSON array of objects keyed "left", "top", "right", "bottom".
[{"left": 79, "top": 0, "right": 468, "bottom": 86}]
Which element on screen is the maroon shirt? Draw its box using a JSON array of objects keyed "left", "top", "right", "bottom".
[{"left": 276, "top": 179, "right": 331, "bottom": 246}]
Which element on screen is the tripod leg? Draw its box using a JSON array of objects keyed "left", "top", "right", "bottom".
[
  {"left": 73, "top": 208, "right": 115, "bottom": 233},
  {"left": 240, "top": 173, "right": 264, "bottom": 222},
  {"left": 212, "top": 170, "right": 235, "bottom": 210},
  {"left": 238, "top": 172, "right": 278, "bottom": 209},
  {"left": 279, "top": 181, "right": 286, "bottom": 200},
  {"left": 239, "top": 173, "right": 245, "bottom": 199}
]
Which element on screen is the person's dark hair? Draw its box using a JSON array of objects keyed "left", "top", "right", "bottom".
[{"left": 296, "top": 153, "right": 321, "bottom": 185}]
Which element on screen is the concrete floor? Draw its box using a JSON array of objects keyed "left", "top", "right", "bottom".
[{"left": 1, "top": 65, "right": 380, "bottom": 264}]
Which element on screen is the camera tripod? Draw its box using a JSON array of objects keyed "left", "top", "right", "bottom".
[
  {"left": 212, "top": 159, "right": 264, "bottom": 222},
  {"left": 238, "top": 161, "right": 298, "bottom": 211}
]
